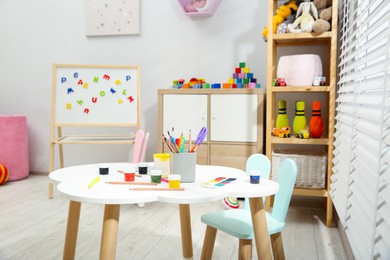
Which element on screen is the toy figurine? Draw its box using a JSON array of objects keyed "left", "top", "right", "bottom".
[
  {"left": 276, "top": 100, "right": 289, "bottom": 129},
  {"left": 309, "top": 100, "right": 324, "bottom": 138},
  {"left": 293, "top": 100, "right": 307, "bottom": 135}
]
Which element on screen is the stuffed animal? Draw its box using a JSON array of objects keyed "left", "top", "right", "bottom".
[
  {"left": 262, "top": 1, "right": 298, "bottom": 41},
  {"left": 312, "top": 0, "right": 332, "bottom": 33},
  {"left": 288, "top": 1, "right": 318, "bottom": 33}
]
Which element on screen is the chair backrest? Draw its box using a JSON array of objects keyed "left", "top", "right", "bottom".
[
  {"left": 132, "top": 129, "right": 145, "bottom": 163},
  {"left": 244, "top": 154, "right": 271, "bottom": 209},
  {"left": 271, "top": 159, "right": 297, "bottom": 223}
]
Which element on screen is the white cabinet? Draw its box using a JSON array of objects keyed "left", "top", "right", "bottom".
[{"left": 158, "top": 89, "right": 264, "bottom": 170}]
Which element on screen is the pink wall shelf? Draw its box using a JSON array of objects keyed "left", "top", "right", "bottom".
[{"left": 178, "top": 0, "right": 222, "bottom": 17}]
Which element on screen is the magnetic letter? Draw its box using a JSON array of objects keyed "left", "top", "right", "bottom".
[
  {"left": 122, "top": 89, "right": 127, "bottom": 95},
  {"left": 115, "top": 79, "right": 121, "bottom": 85},
  {"left": 92, "top": 97, "right": 97, "bottom": 103},
  {"left": 128, "top": 96, "right": 134, "bottom": 102},
  {"left": 77, "top": 100, "right": 83, "bottom": 105},
  {"left": 118, "top": 99, "right": 123, "bottom": 104},
  {"left": 78, "top": 79, "right": 83, "bottom": 85},
  {"left": 83, "top": 83, "right": 88, "bottom": 89},
  {"left": 110, "top": 88, "right": 116, "bottom": 94},
  {"left": 67, "top": 88, "right": 74, "bottom": 94},
  {"left": 126, "top": 75, "right": 131, "bottom": 81},
  {"left": 100, "top": 91, "right": 106, "bottom": 97},
  {"left": 61, "top": 77, "right": 67, "bottom": 83},
  {"left": 103, "top": 74, "right": 110, "bottom": 80},
  {"left": 93, "top": 76, "right": 99, "bottom": 83},
  {"left": 84, "top": 108, "right": 89, "bottom": 114},
  {"left": 66, "top": 103, "right": 72, "bottom": 109},
  {"left": 73, "top": 72, "right": 78, "bottom": 78}
]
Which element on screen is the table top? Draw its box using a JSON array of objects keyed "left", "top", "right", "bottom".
[{"left": 49, "top": 163, "right": 279, "bottom": 205}]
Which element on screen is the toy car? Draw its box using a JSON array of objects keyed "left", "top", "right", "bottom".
[
  {"left": 295, "top": 129, "right": 310, "bottom": 139},
  {"left": 273, "top": 78, "right": 287, "bottom": 87},
  {"left": 271, "top": 127, "right": 291, "bottom": 138},
  {"left": 313, "top": 76, "right": 326, "bottom": 86}
]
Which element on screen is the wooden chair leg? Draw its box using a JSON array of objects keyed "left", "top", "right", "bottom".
[
  {"left": 238, "top": 239, "right": 252, "bottom": 260},
  {"left": 201, "top": 225, "right": 217, "bottom": 260},
  {"left": 271, "top": 232, "right": 285, "bottom": 260}
]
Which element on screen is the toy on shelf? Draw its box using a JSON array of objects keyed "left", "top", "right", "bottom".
[
  {"left": 276, "top": 100, "right": 289, "bottom": 129},
  {"left": 288, "top": 1, "right": 318, "bottom": 33},
  {"left": 262, "top": 1, "right": 298, "bottom": 41},
  {"left": 293, "top": 100, "right": 307, "bottom": 135},
  {"left": 173, "top": 78, "right": 208, "bottom": 89},
  {"left": 312, "top": 0, "right": 332, "bottom": 33},
  {"left": 224, "top": 62, "right": 261, "bottom": 89},
  {"left": 273, "top": 78, "right": 287, "bottom": 86},
  {"left": 309, "top": 100, "right": 324, "bottom": 138},
  {"left": 313, "top": 76, "right": 326, "bottom": 86},
  {"left": 296, "top": 129, "right": 310, "bottom": 139},
  {"left": 272, "top": 127, "right": 291, "bottom": 138}
]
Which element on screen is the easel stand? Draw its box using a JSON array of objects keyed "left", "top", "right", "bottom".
[{"left": 49, "top": 64, "right": 141, "bottom": 198}]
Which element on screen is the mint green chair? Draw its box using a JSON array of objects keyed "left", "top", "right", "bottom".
[{"left": 201, "top": 158, "right": 297, "bottom": 260}]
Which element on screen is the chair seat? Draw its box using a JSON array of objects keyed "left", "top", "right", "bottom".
[{"left": 201, "top": 209, "right": 285, "bottom": 240}]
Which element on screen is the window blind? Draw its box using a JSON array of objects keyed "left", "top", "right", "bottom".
[{"left": 331, "top": 0, "right": 390, "bottom": 259}]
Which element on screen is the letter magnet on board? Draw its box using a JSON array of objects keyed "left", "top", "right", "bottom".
[
  {"left": 93, "top": 76, "right": 99, "bottom": 83},
  {"left": 83, "top": 83, "right": 88, "bottom": 89},
  {"left": 84, "top": 108, "right": 89, "bottom": 114},
  {"left": 78, "top": 79, "right": 83, "bottom": 85},
  {"left": 92, "top": 97, "right": 97, "bottom": 103},
  {"left": 77, "top": 100, "right": 84, "bottom": 105},
  {"left": 128, "top": 96, "right": 134, "bottom": 102},
  {"left": 100, "top": 91, "right": 106, "bottom": 97},
  {"left": 110, "top": 88, "right": 116, "bottom": 94},
  {"left": 66, "top": 103, "right": 72, "bottom": 109},
  {"left": 103, "top": 74, "right": 110, "bottom": 80},
  {"left": 61, "top": 77, "right": 67, "bottom": 83},
  {"left": 73, "top": 72, "right": 78, "bottom": 78},
  {"left": 115, "top": 80, "right": 121, "bottom": 85},
  {"left": 118, "top": 99, "right": 123, "bottom": 104},
  {"left": 122, "top": 89, "right": 127, "bottom": 95},
  {"left": 126, "top": 75, "right": 131, "bottom": 81},
  {"left": 67, "top": 88, "right": 74, "bottom": 94}
]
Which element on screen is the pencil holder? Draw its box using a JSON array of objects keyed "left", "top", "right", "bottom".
[{"left": 171, "top": 152, "right": 196, "bottom": 183}]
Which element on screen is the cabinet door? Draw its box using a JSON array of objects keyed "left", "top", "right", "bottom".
[
  {"left": 210, "top": 94, "right": 258, "bottom": 142},
  {"left": 163, "top": 94, "right": 208, "bottom": 140}
]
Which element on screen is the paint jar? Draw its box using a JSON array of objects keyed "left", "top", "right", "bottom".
[
  {"left": 99, "top": 163, "right": 109, "bottom": 175},
  {"left": 138, "top": 162, "right": 148, "bottom": 175},
  {"left": 249, "top": 170, "right": 261, "bottom": 184},
  {"left": 153, "top": 153, "right": 171, "bottom": 178},
  {"left": 124, "top": 167, "right": 136, "bottom": 182},
  {"left": 150, "top": 169, "right": 162, "bottom": 184},
  {"left": 168, "top": 174, "right": 181, "bottom": 189}
]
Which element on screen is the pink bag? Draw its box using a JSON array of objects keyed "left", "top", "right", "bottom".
[{"left": 0, "top": 115, "right": 29, "bottom": 181}]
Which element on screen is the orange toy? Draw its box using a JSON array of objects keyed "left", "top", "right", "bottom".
[
  {"left": 309, "top": 101, "right": 324, "bottom": 138},
  {"left": 0, "top": 164, "right": 9, "bottom": 185}
]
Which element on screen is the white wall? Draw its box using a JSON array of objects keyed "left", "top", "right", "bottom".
[{"left": 0, "top": 0, "right": 268, "bottom": 172}]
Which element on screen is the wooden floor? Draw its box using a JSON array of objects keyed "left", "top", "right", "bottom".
[{"left": 0, "top": 175, "right": 347, "bottom": 260}]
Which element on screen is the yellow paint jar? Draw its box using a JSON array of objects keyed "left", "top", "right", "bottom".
[{"left": 168, "top": 174, "right": 181, "bottom": 189}]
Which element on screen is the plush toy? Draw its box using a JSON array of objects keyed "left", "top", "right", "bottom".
[
  {"left": 262, "top": 1, "right": 298, "bottom": 41},
  {"left": 288, "top": 1, "right": 318, "bottom": 33},
  {"left": 184, "top": 0, "right": 212, "bottom": 13},
  {"left": 312, "top": 4, "right": 332, "bottom": 33},
  {"left": 0, "top": 164, "right": 9, "bottom": 185}
]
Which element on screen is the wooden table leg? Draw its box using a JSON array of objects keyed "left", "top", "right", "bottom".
[
  {"left": 179, "top": 204, "right": 193, "bottom": 258},
  {"left": 249, "top": 198, "right": 272, "bottom": 260},
  {"left": 63, "top": 200, "right": 81, "bottom": 260},
  {"left": 99, "top": 204, "right": 121, "bottom": 260}
]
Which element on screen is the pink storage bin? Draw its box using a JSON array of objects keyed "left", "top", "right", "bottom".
[{"left": 0, "top": 115, "right": 29, "bottom": 181}]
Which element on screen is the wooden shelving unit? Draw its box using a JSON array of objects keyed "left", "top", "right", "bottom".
[{"left": 265, "top": 0, "right": 338, "bottom": 227}]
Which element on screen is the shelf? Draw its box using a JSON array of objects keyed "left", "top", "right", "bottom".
[
  {"left": 293, "top": 188, "right": 328, "bottom": 197},
  {"left": 271, "top": 86, "right": 332, "bottom": 92},
  {"left": 269, "top": 136, "right": 330, "bottom": 145},
  {"left": 271, "top": 32, "right": 333, "bottom": 45}
]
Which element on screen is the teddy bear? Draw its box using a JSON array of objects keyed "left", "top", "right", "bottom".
[
  {"left": 262, "top": 1, "right": 298, "bottom": 41},
  {"left": 312, "top": 0, "right": 332, "bottom": 33},
  {"left": 276, "top": 1, "right": 298, "bottom": 34}
]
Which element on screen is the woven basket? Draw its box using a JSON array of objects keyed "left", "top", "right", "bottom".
[{"left": 271, "top": 149, "right": 327, "bottom": 189}]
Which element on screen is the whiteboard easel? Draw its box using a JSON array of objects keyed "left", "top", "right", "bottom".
[{"left": 49, "top": 64, "right": 141, "bottom": 198}]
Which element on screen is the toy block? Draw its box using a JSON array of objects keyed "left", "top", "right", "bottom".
[
  {"left": 239, "top": 62, "right": 246, "bottom": 68},
  {"left": 248, "top": 83, "right": 256, "bottom": 89},
  {"left": 223, "top": 83, "right": 231, "bottom": 88},
  {"left": 247, "top": 73, "right": 253, "bottom": 79},
  {"left": 228, "top": 78, "right": 234, "bottom": 84},
  {"left": 243, "top": 67, "right": 250, "bottom": 73},
  {"left": 235, "top": 68, "right": 241, "bottom": 73}
]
